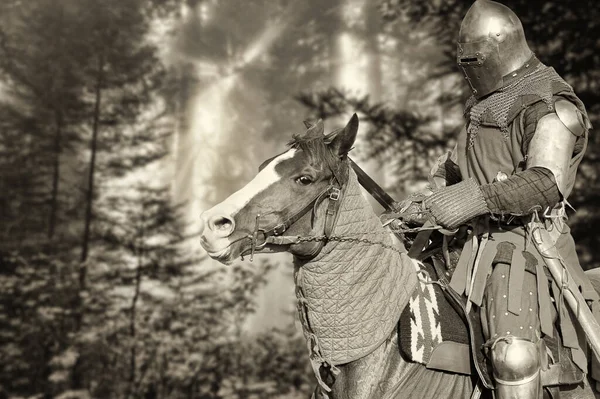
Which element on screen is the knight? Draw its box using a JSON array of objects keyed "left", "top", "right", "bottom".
[{"left": 396, "top": 1, "right": 600, "bottom": 398}]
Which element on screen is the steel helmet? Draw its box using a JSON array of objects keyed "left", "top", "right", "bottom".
[{"left": 457, "top": 0, "right": 533, "bottom": 99}]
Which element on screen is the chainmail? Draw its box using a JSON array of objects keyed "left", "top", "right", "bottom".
[{"left": 465, "top": 64, "right": 574, "bottom": 149}]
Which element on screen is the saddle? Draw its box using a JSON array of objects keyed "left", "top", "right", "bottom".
[
  {"left": 397, "top": 230, "right": 585, "bottom": 392},
  {"left": 397, "top": 253, "right": 494, "bottom": 388}
]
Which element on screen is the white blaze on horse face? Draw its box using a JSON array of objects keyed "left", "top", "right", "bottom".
[
  {"left": 200, "top": 148, "right": 297, "bottom": 239},
  {"left": 221, "top": 148, "right": 296, "bottom": 215}
]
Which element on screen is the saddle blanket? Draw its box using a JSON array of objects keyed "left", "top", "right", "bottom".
[{"left": 398, "top": 260, "right": 469, "bottom": 365}]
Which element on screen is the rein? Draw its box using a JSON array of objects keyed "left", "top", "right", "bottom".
[{"left": 266, "top": 233, "right": 408, "bottom": 256}]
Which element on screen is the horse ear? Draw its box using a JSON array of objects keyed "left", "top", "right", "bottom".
[
  {"left": 303, "top": 120, "right": 314, "bottom": 128},
  {"left": 328, "top": 113, "right": 358, "bottom": 157}
]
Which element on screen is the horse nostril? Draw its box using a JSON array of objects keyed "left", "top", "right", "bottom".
[
  {"left": 208, "top": 214, "right": 235, "bottom": 236},
  {"left": 213, "top": 217, "right": 232, "bottom": 230}
]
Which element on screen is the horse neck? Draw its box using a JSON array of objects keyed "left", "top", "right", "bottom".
[{"left": 293, "top": 168, "right": 414, "bottom": 366}]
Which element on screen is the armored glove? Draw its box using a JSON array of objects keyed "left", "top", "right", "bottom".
[
  {"left": 424, "top": 178, "right": 489, "bottom": 229},
  {"left": 380, "top": 181, "right": 484, "bottom": 230}
]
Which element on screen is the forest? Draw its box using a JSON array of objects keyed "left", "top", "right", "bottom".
[{"left": 0, "top": 0, "right": 599, "bottom": 398}]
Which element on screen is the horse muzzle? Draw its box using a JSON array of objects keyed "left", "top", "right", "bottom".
[
  {"left": 199, "top": 210, "right": 238, "bottom": 263},
  {"left": 201, "top": 210, "right": 235, "bottom": 237}
]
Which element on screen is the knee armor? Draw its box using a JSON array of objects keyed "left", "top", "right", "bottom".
[{"left": 490, "top": 336, "right": 542, "bottom": 399}]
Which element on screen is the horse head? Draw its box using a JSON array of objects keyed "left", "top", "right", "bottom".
[{"left": 200, "top": 114, "right": 359, "bottom": 264}]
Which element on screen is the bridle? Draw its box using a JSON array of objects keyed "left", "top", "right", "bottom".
[{"left": 240, "top": 175, "right": 344, "bottom": 262}]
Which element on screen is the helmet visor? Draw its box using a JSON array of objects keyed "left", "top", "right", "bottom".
[{"left": 457, "top": 39, "right": 503, "bottom": 98}]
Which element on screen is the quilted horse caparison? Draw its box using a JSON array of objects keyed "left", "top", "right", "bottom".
[{"left": 295, "top": 169, "right": 474, "bottom": 399}]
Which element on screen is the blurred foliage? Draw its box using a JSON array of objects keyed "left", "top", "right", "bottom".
[
  {"left": 1, "top": 0, "right": 599, "bottom": 398},
  {"left": 0, "top": 0, "right": 312, "bottom": 398}
]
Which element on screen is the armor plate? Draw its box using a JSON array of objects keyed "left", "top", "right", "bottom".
[
  {"left": 526, "top": 113, "right": 577, "bottom": 195},
  {"left": 491, "top": 336, "right": 543, "bottom": 399},
  {"left": 555, "top": 99, "right": 586, "bottom": 137}
]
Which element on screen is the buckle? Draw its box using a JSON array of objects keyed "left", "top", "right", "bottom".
[
  {"left": 272, "top": 224, "right": 286, "bottom": 236},
  {"left": 329, "top": 187, "right": 341, "bottom": 201}
]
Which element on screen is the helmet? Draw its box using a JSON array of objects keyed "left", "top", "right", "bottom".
[{"left": 457, "top": 0, "right": 533, "bottom": 99}]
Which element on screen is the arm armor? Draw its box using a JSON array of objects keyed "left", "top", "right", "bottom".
[
  {"left": 482, "top": 97, "right": 583, "bottom": 215},
  {"left": 423, "top": 98, "right": 583, "bottom": 227},
  {"left": 424, "top": 168, "right": 560, "bottom": 229},
  {"left": 480, "top": 167, "right": 560, "bottom": 216},
  {"left": 524, "top": 98, "right": 584, "bottom": 196},
  {"left": 470, "top": 98, "right": 583, "bottom": 216}
]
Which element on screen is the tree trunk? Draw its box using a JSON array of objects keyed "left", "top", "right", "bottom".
[
  {"left": 48, "top": 111, "right": 63, "bottom": 239},
  {"left": 329, "top": 0, "right": 385, "bottom": 211},
  {"left": 72, "top": 52, "right": 104, "bottom": 391},
  {"left": 127, "top": 209, "right": 145, "bottom": 399},
  {"left": 363, "top": 0, "right": 385, "bottom": 210},
  {"left": 48, "top": 3, "right": 65, "bottom": 239},
  {"left": 127, "top": 258, "right": 143, "bottom": 398},
  {"left": 365, "top": 2, "right": 383, "bottom": 104},
  {"left": 324, "top": 0, "right": 342, "bottom": 83},
  {"left": 80, "top": 53, "right": 104, "bottom": 270}
]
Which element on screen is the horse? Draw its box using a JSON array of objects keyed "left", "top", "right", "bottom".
[
  {"left": 199, "top": 114, "right": 475, "bottom": 398},
  {"left": 199, "top": 114, "right": 600, "bottom": 399}
]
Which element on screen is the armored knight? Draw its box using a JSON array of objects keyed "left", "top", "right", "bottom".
[{"left": 399, "top": 1, "right": 600, "bottom": 398}]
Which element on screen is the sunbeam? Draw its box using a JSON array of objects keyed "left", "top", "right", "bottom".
[
  {"left": 174, "top": 2, "right": 305, "bottom": 240},
  {"left": 338, "top": 31, "right": 370, "bottom": 95},
  {"left": 241, "top": 20, "right": 287, "bottom": 67},
  {"left": 175, "top": 70, "right": 238, "bottom": 235}
]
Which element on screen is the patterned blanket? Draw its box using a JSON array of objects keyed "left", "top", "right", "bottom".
[{"left": 398, "top": 260, "right": 470, "bottom": 365}]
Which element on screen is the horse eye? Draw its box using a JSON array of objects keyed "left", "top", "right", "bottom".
[{"left": 295, "top": 176, "right": 313, "bottom": 185}]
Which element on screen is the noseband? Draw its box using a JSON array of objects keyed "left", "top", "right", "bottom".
[{"left": 241, "top": 176, "right": 344, "bottom": 262}]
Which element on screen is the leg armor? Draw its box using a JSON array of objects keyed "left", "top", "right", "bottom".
[{"left": 490, "top": 336, "right": 542, "bottom": 399}]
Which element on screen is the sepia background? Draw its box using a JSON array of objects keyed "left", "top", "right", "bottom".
[{"left": 1, "top": 0, "right": 599, "bottom": 398}]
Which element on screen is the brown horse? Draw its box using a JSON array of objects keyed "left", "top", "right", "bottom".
[
  {"left": 199, "top": 115, "right": 600, "bottom": 398},
  {"left": 199, "top": 114, "right": 475, "bottom": 399}
]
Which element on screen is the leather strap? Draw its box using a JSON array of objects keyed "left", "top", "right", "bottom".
[
  {"left": 323, "top": 187, "right": 342, "bottom": 238},
  {"left": 469, "top": 239, "right": 498, "bottom": 308},
  {"left": 349, "top": 158, "right": 399, "bottom": 211},
  {"left": 407, "top": 221, "right": 435, "bottom": 259},
  {"left": 257, "top": 178, "right": 345, "bottom": 262},
  {"left": 294, "top": 185, "right": 344, "bottom": 261},
  {"left": 431, "top": 257, "right": 495, "bottom": 389},
  {"left": 426, "top": 342, "right": 473, "bottom": 375},
  {"left": 262, "top": 183, "right": 338, "bottom": 238},
  {"left": 451, "top": 232, "right": 475, "bottom": 295},
  {"left": 536, "top": 259, "right": 554, "bottom": 338},
  {"left": 508, "top": 250, "right": 526, "bottom": 315}
]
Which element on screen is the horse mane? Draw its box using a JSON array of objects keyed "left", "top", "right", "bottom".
[{"left": 287, "top": 127, "right": 349, "bottom": 184}]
